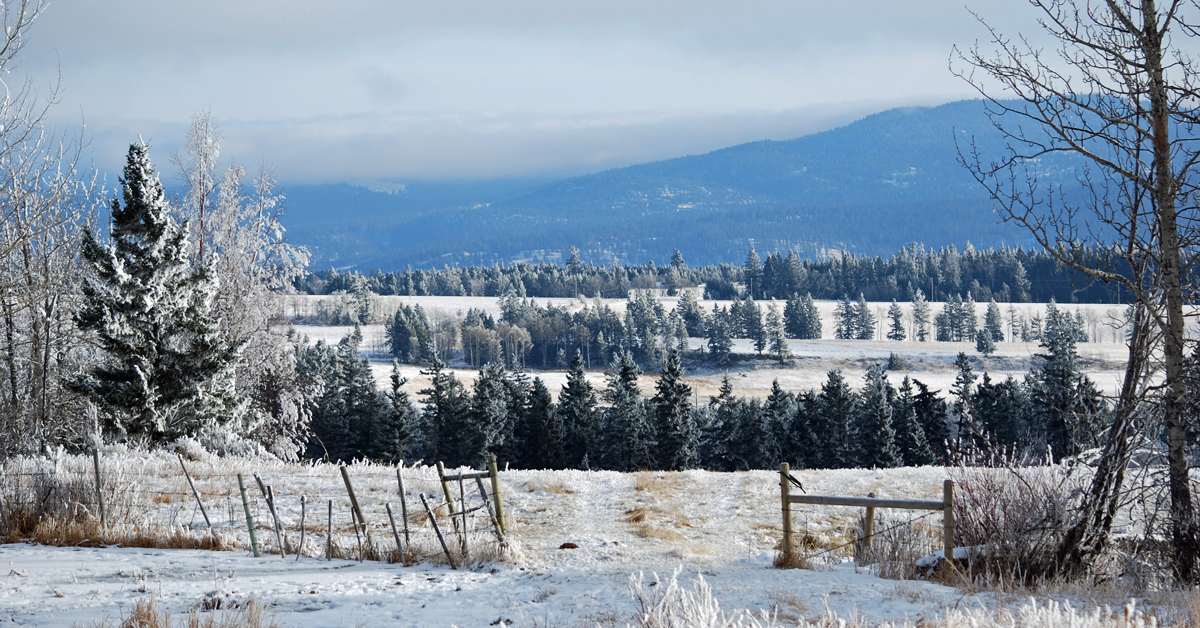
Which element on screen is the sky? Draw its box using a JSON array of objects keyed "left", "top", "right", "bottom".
[{"left": 21, "top": 0, "right": 1036, "bottom": 185}]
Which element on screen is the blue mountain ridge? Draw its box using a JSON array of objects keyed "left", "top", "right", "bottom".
[{"left": 283, "top": 100, "right": 1083, "bottom": 271}]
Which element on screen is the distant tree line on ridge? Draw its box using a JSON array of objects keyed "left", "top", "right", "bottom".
[{"left": 296, "top": 243, "right": 1134, "bottom": 305}]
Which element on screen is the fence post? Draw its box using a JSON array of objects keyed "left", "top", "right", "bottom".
[
  {"left": 297, "top": 495, "right": 306, "bottom": 561},
  {"left": 237, "top": 474, "right": 260, "bottom": 558},
  {"left": 864, "top": 492, "right": 876, "bottom": 553},
  {"left": 92, "top": 449, "right": 106, "bottom": 531},
  {"left": 489, "top": 454, "right": 506, "bottom": 536},
  {"left": 176, "top": 454, "right": 212, "bottom": 532},
  {"left": 420, "top": 493, "right": 458, "bottom": 569},
  {"left": 339, "top": 465, "right": 369, "bottom": 540},
  {"left": 326, "top": 499, "right": 333, "bottom": 560},
  {"left": 780, "top": 463, "right": 792, "bottom": 564},
  {"left": 943, "top": 479, "right": 955, "bottom": 565},
  {"left": 396, "top": 467, "right": 410, "bottom": 547}
]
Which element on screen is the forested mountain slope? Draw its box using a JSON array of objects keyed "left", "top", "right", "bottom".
[{"left": 285, "top": 100, "right": 1081, "bottom": 270}]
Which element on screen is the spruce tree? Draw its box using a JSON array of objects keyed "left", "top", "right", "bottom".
[
  {"left": 377, "top": 360, "right": 417, "bottom": 463},
  {"left": 652, "top": 349, "right": 696, "bottom": 470},
  {"left": 985, "top": 299, "right": 1005, "bottom": 342},
  {"left": 784, "top": 293, "right": 805, "bottom": 338},
  {"left": 963, "top": 293, "right": 979, "bottom": 341},
  {"left": 886, "top": 300, "right": 906, "bottom": 341},
  {"left": 415, "top": 357, "right": 470, "bottom": 464},
  {"left": 558, "top": 350, "right": 600, "bottom": 469},
  {"left": 834, "top": 296, "right": 855, "bottom": 340},
  {"left": 527, "top": 378, "right": 561, "bottom": 469},
  {"left": 744, "top": 248, "right": 763, "bottom": 300},
  {"left": 803, "top": 293, "right": 823, "bottom": 339},
  {"left": 601, "top": 351, "right": 653, "bottom": 470},
  {"left": 911, "top": 379, "right": 950, "bottom": 459},
  {"left": 676, "top": 290, "right": 707, "bottom": 337},
  {"left": 765, "top": 301, "right": 791, "bottom": 364},
  {"left": 813, "top": 370, "right": 860, "bottom": 468},
  {"left": 857, "top": 365, "right": 902, "bottom": 468},
  {"left": 706, "top": 307, "right": 733, "bottom": 365},
  {"left": 72, "top": 142, "right": 240, "bottom": 444},
  {"left": 699, "top": 376, "right": 738, "bottom": 471},
  {"left": 974, "top": 374, "right": 1029, "bottom": 453},
  {"left": 744, "top": 299, "right": 766, "bottom": 354},
  {"left": 975, "top": 330, "right": 997, "bottom": 356},
  {"left": 911, "top": 289, "right": 931, "bottom": 342},
  {"left": 854, "top": 293, "right": 875, "bottom": 340},
  {"left": 1028, "top": 304, "right": 1104, "bottom": 458},
  {"left": 893, "top": 377, "right": 935, "bottom": 466}
]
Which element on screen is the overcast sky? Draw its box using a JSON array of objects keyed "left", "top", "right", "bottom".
[{"left": 23, "top": 0, "right": 1036, "bottom": 185}]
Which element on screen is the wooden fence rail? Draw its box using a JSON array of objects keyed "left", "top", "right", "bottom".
[{"left": 779, "top": 462, "right": 954, "bottom": 567}]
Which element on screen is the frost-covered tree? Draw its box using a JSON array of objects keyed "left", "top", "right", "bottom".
[
  {"left": 559, "top": 350, "right": 600, "bottom": 469},
  {"left": 834, "top": 296, "right": 855, "bottom": 340},
  {"left": 813, "top": 370, "right": 859, "bottom": 468},
  {"left": 857, "top": 365, "right": 902, "bottom": 468},
  {"left": 854, "top": 294, "right": 876, "bottom": 340},
  {"left": 652, "top": 349, "right": 696, "bottom": 470},
  {"left": 765, "top": 301, "right": 791, "bottom": 364},
  {"left": 911, "top": 289, "right": 931, "bottom": 342},
  {"left": 886, "top": 300, "right": 906, "bottom": 341},
  {"left": 893, "top": 377, "right": 935, "bottom": 466},
  {"left": 706, "top": 306, "right": 733, "bottom": 365},
  {"left": 173, "top": 112, "right": 312, "bottom": 457},
  {"left": 984, "top": 299, "right": 1005, "bottom": 342},
  {"left": 71, "top": 143, "right": 241, "bottom": 444},
  {"left": 601, "top": 351, "right": 653, "bottom": 470}
]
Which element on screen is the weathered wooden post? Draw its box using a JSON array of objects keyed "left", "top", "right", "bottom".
[
  {"left": 780, "top": 463, "right": 793, "bottom": 565},
  {"left": 325, "top": 499, "right": 333, "bottom": 560},
  {"left": 386, "top": 503, "right": 403, "bottom": 558},
  {"left": 267, "top": 486, "right": 286, "bottom": 559},
  {"left": 297, "top": 495, "right": 306, "bottom": 561},
  {"left": 92, "top": 449, "right": 106, "bottom": 531},
  {"left": 943, "top": 479, "right": 955, "bottom": 566},
  {"left": 489, "top": 454, "right": 506, "bottom": 535},
  {"left": 396, "top": 467, "right": 410, "bottom": 546},
  {"left": 177, "top": 454, "right": 212, "bottom": 532},
  {"left": 339, "top": 465, "right": 369, "bottom": 540},
  {"left": 864, "top": 492, "right": 876, "bottom": 555},
  {"left": 237, "top": 474, "right": 260, "bottom": 558},
  {"left": 420, "top": 493, "right": 457, "bottom": 569}
]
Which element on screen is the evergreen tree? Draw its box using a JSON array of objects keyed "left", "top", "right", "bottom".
[
  {"left": 892, "top": 377, "right": 935, "bottom": 466},
  {"left": 973, "top": 374, "right": 1029, "bottom": 453},
  {"left": 415, "top": 357, "right": 470, "bottom": 464},
  {"left": 1028, "top": 302, "right": 1105, "bottom": 458},
  {"left": 652, "top": 349, "right": 696, "bottom": 470},
  {"left": 803, "top": 293, "right": 822, "bottom": 339},
  {"left": 559, "top": 350, "right": 600, "bottom": 469},
  {"left": 985, "top": 299, "right": 1005, "bottom": 342},
  {"left": 601, "top": 352, "right": 653, "bottom": 470},
  {"left": 765, "top": 301, "right": 791, "bottom": 364},
  {"left": 834, "top": 296, "right": 855, "bottom": 340},
  {"left": 706, "top": 307, "right": 733, "bottom": 365},
  {"left": 72, "top": 142, "right": 240, "bottom": 443},
  {"left": 911, "top": 289, "right": 931, "bottom": 342},
  {"left": 744, "top": 248, "right": 763, "bottom": 300},
  {"left": 527, "top": 378, "right": 561, "bottom": 469},
  {"left": 754, "top": 380, "right": 791, "bottom": 468},
  {"left": 963, "top": 292, "right": 979, "bottom": 341},
  {"left": 950, "top": 352, "right": 981, "bottom": 455},
  {"left": 911, "top": 379, "right": 950, "bottom": 459},
  {"left": 387, "top": 304, "right": 431, "bottom": 363},
  {"left": 744, "top": 299, "right": 766, "bottom": 354},
  {"left": 857, "top": 365, "right": 902, "bottom": 468},
  {"left": 676, "top": 290, "right": 707, "bottom": 337},
  {"left": 813, "top": 370, "right": 860, "bottom": 468},
  {"left": 699, "top": 376, "right": 738, "bottom": 470},
  {"left": 789, "top": 390, "right": 819, "bottom": 468},
  {"left": 886, "top": 300, "right": 906, "bottom": 341},
  {"left": 975, "top": 330, "right": 996, "bottom": 355},
  {"left": 377, "top": 360, "right": 417, "bottom": 463},
  {"left": 854, "top": 294, "right": 876, "bottom": 340},
  {"left": 784, "top": 292, "right": 822, "bottom": 339}
]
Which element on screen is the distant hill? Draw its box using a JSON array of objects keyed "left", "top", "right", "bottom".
[{"left": 283, "top": 100, "right": 1083, "bottom": 270}]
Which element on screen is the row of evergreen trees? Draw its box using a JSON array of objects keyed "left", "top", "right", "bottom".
[
  {"left": 300, "top": 243, "right": 1130, "bottom": 305},
  {"left": 306, "top": 308, "right": 1106, "bottom": 468}
]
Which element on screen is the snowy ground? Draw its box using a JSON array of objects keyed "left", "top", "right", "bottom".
[{"left": 0, "top": 453, "right": 978, "bottom": 627}]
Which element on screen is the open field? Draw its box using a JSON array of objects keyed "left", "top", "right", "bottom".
[{"left": 286, "top": 294, "right": 1136, "bottom": 400}]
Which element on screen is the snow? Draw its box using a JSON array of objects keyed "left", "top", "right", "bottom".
[{"left": 0, "top": 454, "right": 971, "bottom": 627}]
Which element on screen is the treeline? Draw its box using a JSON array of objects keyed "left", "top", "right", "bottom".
[
  {"left": 304, "top": 304, "right": 1106, "bottom": 469},
  {"left": 297, "top": 243, "right": 1131, "bottom": 305}
]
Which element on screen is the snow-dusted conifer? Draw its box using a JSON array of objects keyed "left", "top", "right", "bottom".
[
  {"left": 559, "top": 350, "right": 600, "bottom": 469},
  {"left": 71, "top": 142, "right": 240, "bottom": 444},
  {"left": 652, "top": 349, "right": 696, "bottom": 470},
  {"left": 857, "top": 365, "right": 902, "bottom": 468},
  {"left": 601, "top": 351, "right": 653, "bottom": 471}
]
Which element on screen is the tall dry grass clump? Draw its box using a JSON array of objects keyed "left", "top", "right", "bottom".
[{"left": 82, "top": 596, "right": 279, "bottom": 628}]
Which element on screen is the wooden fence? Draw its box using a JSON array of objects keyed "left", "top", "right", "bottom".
[{"left": 778, "top": 462, "right": 954, "bottom": 566}]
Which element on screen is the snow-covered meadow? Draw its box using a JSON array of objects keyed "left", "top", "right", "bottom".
[{"left": 0, "top": 449, "right": 977, "bottom": 627}]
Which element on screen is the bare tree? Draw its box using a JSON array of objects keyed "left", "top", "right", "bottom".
[
  {"left": 0, "top": 0, "right": 106, "bottom": 455},
  {"left": 954, "top": 0, "right": 1200, "bottom": 580}
]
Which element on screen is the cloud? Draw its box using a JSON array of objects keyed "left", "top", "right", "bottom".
[{"left": 26, "top": 0, "right": 1039, "bottom": 181}]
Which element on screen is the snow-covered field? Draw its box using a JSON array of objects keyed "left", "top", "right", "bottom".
[
  {"left": 0, "top": 451, "right": 974, "bottom": 627},
  {"left": 289, "top": 294, "right": 1133, "bottom": 401}
]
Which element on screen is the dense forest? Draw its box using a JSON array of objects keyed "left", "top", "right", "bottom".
[
  {"left": 303, "top": 303, "right": 1104, "bottom": 470},
  {"left": 298, "top": 243, "right": 1129, "bottom": 305}
]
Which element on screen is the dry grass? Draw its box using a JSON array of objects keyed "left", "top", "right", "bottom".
[
  {"left": 523, "top": 476, "right": 573, "bottom": 494},
  {"left": 81, "top": 596, "right": 280, "bottom": 628},
  {"left": 626, "top": 507, "right": 648, "bottom": 523},
  {"left": 637, "top": 523, "right": 685, "bottom": 542}
]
